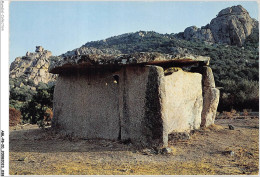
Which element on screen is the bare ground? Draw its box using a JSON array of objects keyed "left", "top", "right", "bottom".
[{"left": 9, "top": 117, "right": 259, "bottom": 175}]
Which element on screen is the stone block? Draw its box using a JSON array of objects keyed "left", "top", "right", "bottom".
[
  {"left": 163, "top": 70, "right": 203, "bottom": 133},
  {"left": 201, "top": 88, "right": 220, "bottom": 127},
  {"left": 202, "top": 66, "right": 216, "bottom": 88}
]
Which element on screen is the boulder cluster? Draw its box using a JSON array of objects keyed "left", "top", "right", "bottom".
[
  {"left": 179, "top": 5, "right": 258, "bottom": 46},
  {"left": 10, "top": 46, "right": 57, "bottom": 85}
]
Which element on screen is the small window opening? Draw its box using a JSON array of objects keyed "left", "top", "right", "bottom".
[{"left": 113, "top": 75, "right": 119, "bottom": 84}]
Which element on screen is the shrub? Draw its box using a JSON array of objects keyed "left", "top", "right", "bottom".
[
  {"left": 9, "top": 107, "right": 21, "bottom": 126},
  {"left": 222, "top": 109, "right": 238, "bottom": 119},
  {"left": 218, "top": 79, "right": 259, "bottom": 111},
  {"left": 243, "top": 109, "right": 249, "bottom": 117},
  {"left": 222, "top": 111, "right": 233, "bottom": 119},
  {"left": 21, "top": 86, "right": 54, "bottom": 128}
]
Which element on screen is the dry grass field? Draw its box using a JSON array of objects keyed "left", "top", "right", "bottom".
[{"left": 9, "top": 116, "right": 259, "bottom": 175}]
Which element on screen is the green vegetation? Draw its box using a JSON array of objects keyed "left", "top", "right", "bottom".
[
  {"left": 20, "top": 86, "right": 54, "bottom": 128},
  {"left": 9, "top": 75, "right": 54, "bottom": 127},
  {"left": 218, "top": 79, "right": 259, "bottom": 111},
  {"left": 9, "top": 77, "right": 37, "bottom": 110}
]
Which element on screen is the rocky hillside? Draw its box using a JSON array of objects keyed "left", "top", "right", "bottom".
[
  {"left": 10, "top": 46, "right": 57, "bottom": 85},
  {"left": 62, "top": 5, "right": 258, "bottom": 57},
  {"left": 9, "top": 46, "right": 57, "bottom": 110},
  {"left": 175, "top": 5, "right": 258, "bottom": 46},
  {"left": 61, "top": 31, "right": 163, "bottom": 57}
]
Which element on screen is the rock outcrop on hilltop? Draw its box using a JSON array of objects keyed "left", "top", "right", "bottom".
[
  {"left": 183, "top": 26, "right": 215, "bottom": 43},
  {"left": 177, "top": 5, "right": 259, "bottom": 46},
  {"left": 10, "top": 46, "right": 57, "bottom": 85}
]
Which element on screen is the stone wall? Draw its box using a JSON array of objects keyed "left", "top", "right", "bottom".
[
  {"left": 52, "top": 70, "right": 120, "bottom": 139},
  {"left": 117, "top": 66, "right": 150, "bottom": 144},
  {"left": 114, "top": 66, "right": 164, "bottom": 146},
  {"left": 163, "top": 69, "right": 203, "bottom": 133},
  {"left": 52, "top": 65, "right": 207, "bottom": 147},
  {"left": 52, "top": 66, "right": 163, "bottom": 144}
]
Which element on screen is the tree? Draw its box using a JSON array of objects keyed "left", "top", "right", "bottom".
[{"left": 21, "top": 86, "right": 54, "bottom": 128}]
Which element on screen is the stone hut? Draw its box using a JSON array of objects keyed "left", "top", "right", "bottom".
[{"left": 49, "top": 52, "right": 219, "bottom": 147}]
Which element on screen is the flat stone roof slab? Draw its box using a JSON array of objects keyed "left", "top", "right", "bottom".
[{"left": 49, "top": 52, "right": 210, "bottom": 74}]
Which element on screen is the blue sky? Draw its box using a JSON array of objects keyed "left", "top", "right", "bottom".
[{"left": 9, "top": 1, "right": 258, "bottom": 62}]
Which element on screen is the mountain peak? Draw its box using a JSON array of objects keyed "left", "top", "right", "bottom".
[
  {"left": 177, "top": 5, "right": 258, "bottom": 46},
  {"left": 217, "top": 5, "right": 249, "bottom": 17}
]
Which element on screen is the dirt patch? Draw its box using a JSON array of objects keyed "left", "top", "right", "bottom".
[{"left": 9, "top": 118, "right": 259, "bottom": 175}]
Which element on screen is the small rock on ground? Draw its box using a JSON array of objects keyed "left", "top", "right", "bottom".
[
  {"left": 228, "top": 124, "right": 235, "bottom": 130},
  {"left": 160, "top": 147, "right": 172, "bottom": 154},
  {"left": 18, "top": 157, "right": 27, "bottom": 161}
]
